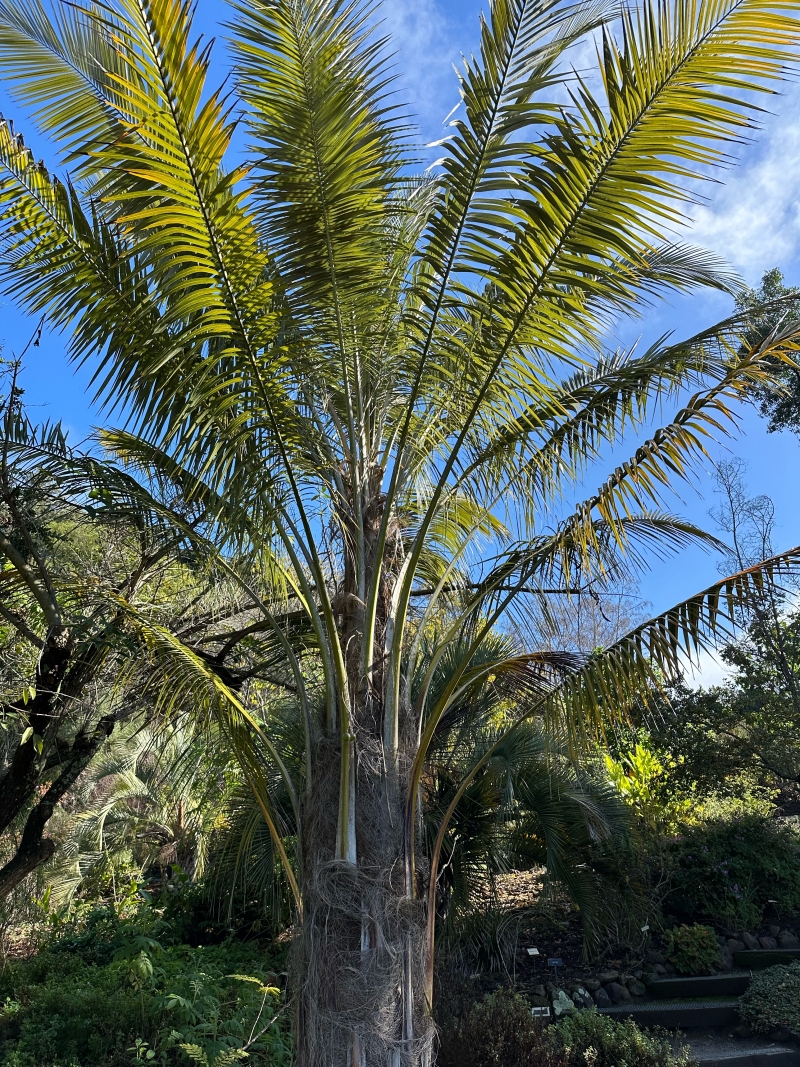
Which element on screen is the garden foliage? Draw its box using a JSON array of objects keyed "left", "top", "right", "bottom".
[
  {"left": 663, "top": 817, "right": 800, "bottom": 929},
  {"left": 665, "top": 924, "right": 720, "bottom": 976},
  {"left": 437, "top": 990, "right": 697, "bottom": 1067},
  {"left": 0, "top": 906, "right": 291, "bottom": 1067},
  {"left": 739, "top": 962, "right": 800, "bottom": 1036}
]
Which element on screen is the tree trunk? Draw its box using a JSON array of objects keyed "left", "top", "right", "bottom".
[
  {"left": 0, "top": 624, "right": 74, "bottom": 834},
  {"left": 0, "top": 713, "right": 115, "bottom": 899},
  {"left": 295, "top": 480, "right": 434, "bottom": 1066},
  {"left": 295, "top": 740, "right": 433, "bottom": 1067}
]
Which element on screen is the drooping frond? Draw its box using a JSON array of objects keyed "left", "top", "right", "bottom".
[{"left": 546, "top": 544, "right": 800, "bottom": 746}]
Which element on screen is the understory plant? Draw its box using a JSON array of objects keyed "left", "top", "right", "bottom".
[
  {"left": 437, "top": 991, "right": 696, "bottom": 1067},
  {"left": 663, "top": 817, "right": 800, "bottom": 929},
  {"left": 666, "top": 924, "right": 720, "bottom": 976},
  {"left": 0, "top": 931, "right": 291, "bottom": 1067},
  {"left": 739, "top": 962, "right": 800, "bottom": 1036}
]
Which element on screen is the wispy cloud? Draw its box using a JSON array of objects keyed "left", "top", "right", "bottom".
[
  {"left": 684, "top": 647, "right": 732, "bottom": 689},
  {"left": 379, "top": 0, "right": 476, "bottom": 146},
  {"left": 688, "top": 86, "right": 800, "bottom": 281}
]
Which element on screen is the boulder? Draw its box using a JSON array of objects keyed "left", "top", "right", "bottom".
[
  {"left": 645, "top": 949, "right": 667, "bottom": 964},
  {"left": 769, "top": 925, "right": 781, "bottom": 938},
  {"left": 592, "top": 987, "right": 612, "bottom": 1009},
  {"left": 759, "top": 936, "right": 778, "bottom": 950},
  {"left": 551, "top": 989, "right": 575, "bottom": 1017},
  {"left": 532, "top": 984, "right": 546, "bottom": 998},
  {"left": 664, "top": 963, "right": 677, "bottom": 975},
  {"left": 583, "top": 979, "right": 601, "bottom": 992},
  {"left": 598, "top": 970, "right": 620, "bottom": 984},
  {"left": 571, "top": 988, "right": 594, "bottom": 1010},
  {"left": 606, "top": 982, "right": 631, "bottom": 1004},
  {"left": 653, "top": 963, "right": 668, "bottom": 976},
  {"left": 778, "top": 930, "right": 800, "bottom": 949},
  {"left": 718, "top": 948, "right": 734, "bottom": 972},
  {"left": 727, "top": 938, "right": 745, "bottom": 953},
  {"left": 628, "top": 980, "right": 647, "bottom": 997},
  {"left": 530, "top": 994, "right": 550, "bottom": 1008},
  {"left": 741, "top": 932, "right": 760, "bottom": 950}
]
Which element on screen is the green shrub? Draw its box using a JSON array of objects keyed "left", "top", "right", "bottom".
[
  {"left": 0, "top": 928, "right": 291, "bottom": 1067},
  {"left": 437, "top": 991, "right": 697, "bottom": 1067},
  {"left": 666, "top": 924, "right": 720, "bottom": 976},
  {"left": 739, "top": 962, "right": 800, "bottom": 1036},
  {"left": 436, "top": 990, "right": 565, "bottom": 1067},
  {"left": 663, "top": 816, "right": 800, "bottom": 929},
  {"left": 554, "top": 1011, "right": 696, "bottom": 1067}
]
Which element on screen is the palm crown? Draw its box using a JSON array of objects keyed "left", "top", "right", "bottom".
[{"left": 1, "top": 0, "right": 800, "bottom": 1062}]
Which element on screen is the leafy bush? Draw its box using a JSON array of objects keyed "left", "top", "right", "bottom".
[
  {"left": 605, "top": 744, "right": 693, "bottom": 835},
  {"left": 437, "top": 990, "right": 697, "bottom": 1067},
  {"left": 554, "top": 1011, "right": 696, "bottom": 1067},
  {"left": 666, "top": 924, "right": 720, "bottom": 976},
  {"left": 437, "top": 906, "right": 522, "bottom": 976},
  {"left": 436, "top": 989, "right": 564, "bottom": 1067},
  {"left": 663, "top": 816, "right": 800, "bottom": 929},
  {"left": 739, "top": 962, "right": 800, "bottom": 1036},
  {"left": 0, "top": 920, "right": 291, "bottom": 1067}
]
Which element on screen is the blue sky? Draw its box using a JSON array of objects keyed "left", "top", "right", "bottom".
[{"left": 2, "top": 0, "right": 800, "bottom": 681}]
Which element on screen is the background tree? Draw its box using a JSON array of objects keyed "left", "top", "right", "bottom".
[
  {"left": 1, "top": 1, "right": 800, "bottom": 1064},
  {"left": 0, "top": 372, "right": 309, "bottom": 901},
  {"left": 614, "top": 462, "right": 800, "bottom": 806},
  {"left": 736, "top": 268, "right": 800, "bottom": 434},
  {"left": 0, "top": 363, "right": 177, "bottom": 898}
]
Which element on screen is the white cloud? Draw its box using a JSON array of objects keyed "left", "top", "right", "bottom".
[
  {"left": 688, "top": 86, "right": 800, "bottom": 280},
  {"left": 684, "top": 647, "right": 733, "bottom": 689},
  {"left": 379, "top": 0, "right": 468, "bottom": 143}
]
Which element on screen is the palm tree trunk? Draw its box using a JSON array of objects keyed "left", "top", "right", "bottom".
[{"left": 296, "top": 737, "right": 433, "bottom": 1067}]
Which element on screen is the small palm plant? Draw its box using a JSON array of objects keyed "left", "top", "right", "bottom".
[{"left": 0, "top": 0, "right": 800, "bottom": 1063}]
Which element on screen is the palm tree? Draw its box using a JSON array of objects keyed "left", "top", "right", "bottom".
[
  {"left": 46, "top": 722, "right": 229, "bottom": 903},
  {"left": 1, "top": 0, "right": 800, "bottom": 1062}
]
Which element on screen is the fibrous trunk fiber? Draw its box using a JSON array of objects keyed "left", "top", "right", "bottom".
[{"left": 295, "top": 736, "right": 433, "bottom": 1067}]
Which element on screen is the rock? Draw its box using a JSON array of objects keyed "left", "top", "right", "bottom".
[
  {"left": 628, "top": 980, "right": 647, "bottom": 997},
  {"left": 530, "top": 994, "right": 550, "bottom": 1008},
  {"left": 769, "top": 925, "right": 781, "bottom": 938},
  {"left": 606, "top": 982, "right": 631, "bottom": 1004},
  {"left": 633, "top": 969, "right": 644, "bottom": 980},
  {"left": 718, "top": 948, "right": 734, "bottom": 972},
  {"left": 599, "top": 970, "right": 620, "bottom": 984},
  {"left": 727, "top": 939, "right": 745, "bottom": 953},
  {"left": 592, "top": 987, "right": 612, "bottom": 1009},
  {"left": 664, "top": 963, "right": 677, "bottom": 975},
  {"left": 646, "top": 971, "right": 660, "bottom": 985},
  {"left": 584, "top": 979, "right": 601, "bottom": 992},
  {"left": 759, "top": 936, "right": 778, "bottom": 949},
  {"left": 532, "top": 984, "right": 546, "bottom": 998},
  {"left": 645, "top": 949, "right": 667, "bottom": 964},
  {"left": 778, "top": 930, "right": 800, "bottom": 949},
  {"left": 653, "top": 963, "right": 668, "bottom": 976},
  {"left": 741, "top": 932, "right": 760, "bottom": 950},
  {"left": 551, "top": 989, "right": 575, "bottom": 1017},
  {"left": 572, "top": 988, "right": 594, "bottom": 1010}
]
